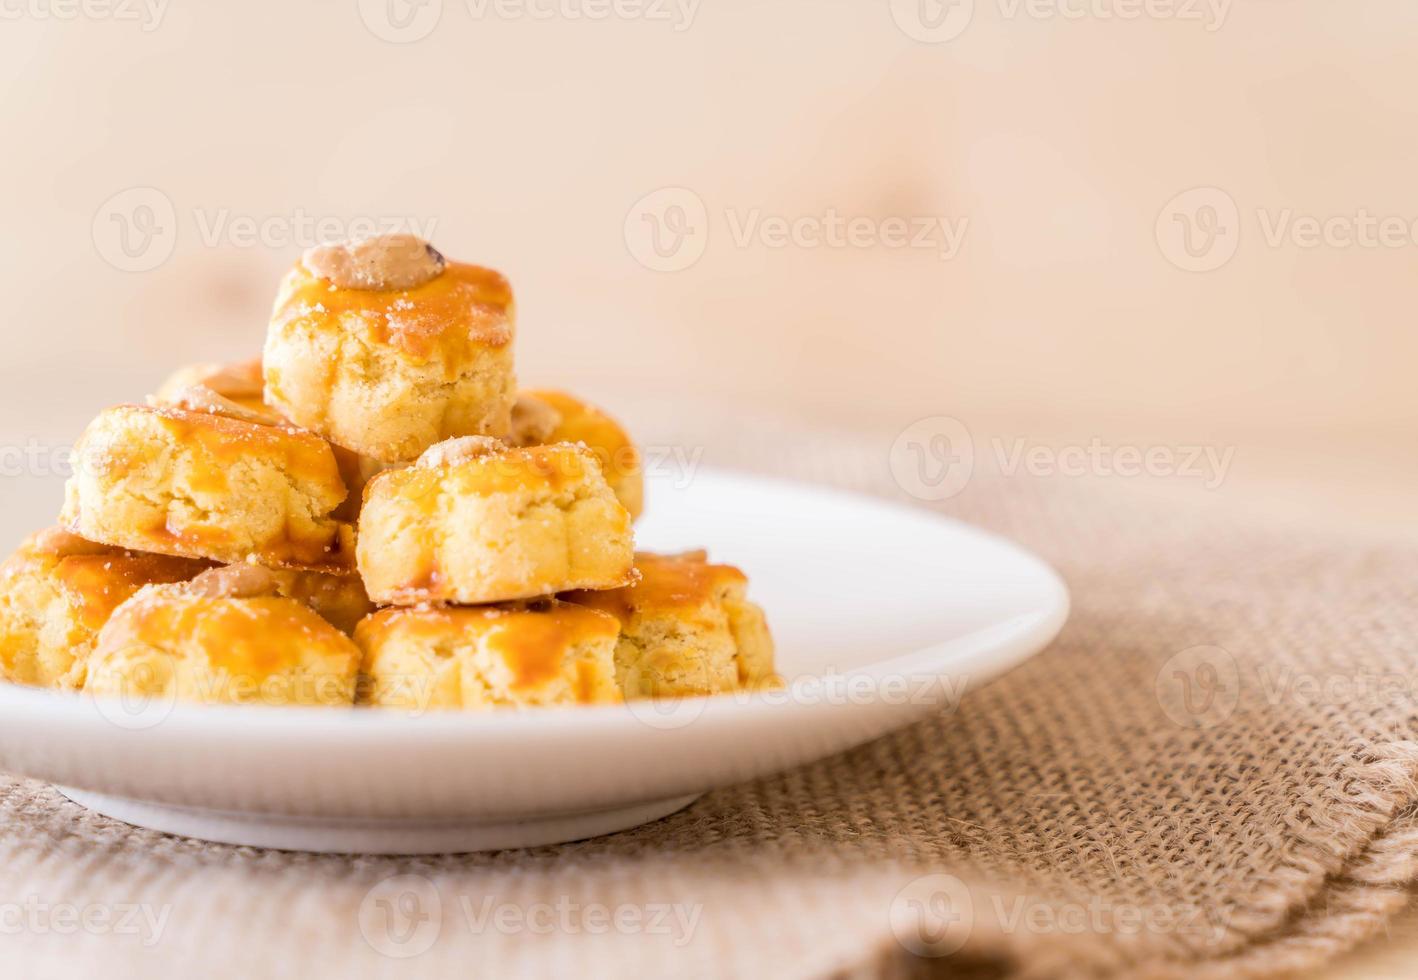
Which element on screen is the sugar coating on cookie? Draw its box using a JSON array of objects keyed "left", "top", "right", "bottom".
[
  {"left": 60, "top": 403, "right": 353, "bottom": 569},
  {"left": 358, "top": 440, "right": 635, "bottom": 605},
  {"left": 356, "top": 600, "right": 622, "bottom": 711},
  {"left": 512, "top": 390, "right": 644, "bottom": 520},
  {"left": 84, "top": 583, "right": 361, "bottom": 707},
  {"left": 564, "top": 551, "right": 776, "bottom": 699},
  {"left": 263, "top": 235, "right": 517, "bottom": 464},
  {"left": 0, "top": 528, "right": 209, "bottom": 689}
]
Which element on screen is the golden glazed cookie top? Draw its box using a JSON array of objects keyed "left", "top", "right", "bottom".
[
  {"left": 1, "top": 528, "right": 209, "bottom": 633},
  {"left": 356, "top": 601, "right": 621, "bottom": 700},
  {"left": 565, "top": 551, "right": 748, "bottom": 624},
  {"left": 77, "top": 403, "right": 345, "bottom": 499},
  {"left": 364, "top": 440, "right": 617, "bottom": 508},
  {"left": 513, "top": 390, "right": 643, "bottom": 518},
  {"left": 101, "top": 585, "right": 358, "bottom": 686},
  {"left": 268, "top": 244, "right": 514, "bottom": 377}
]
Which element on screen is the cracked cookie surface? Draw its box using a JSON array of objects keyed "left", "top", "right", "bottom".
[
  {"left": 60, "top": 403, "right": 352, "bottom": 569},
  {"left": 357, "top": 440, "right": 635, "bottom": 605}
]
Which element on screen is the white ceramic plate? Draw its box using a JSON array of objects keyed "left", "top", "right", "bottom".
[{"left": 0, "top": 469, "right": 1068, "bottom": 854}]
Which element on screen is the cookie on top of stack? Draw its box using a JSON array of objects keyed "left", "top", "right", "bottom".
[{"left": 0, "top": 233, "right": 776, "bottom": 710}]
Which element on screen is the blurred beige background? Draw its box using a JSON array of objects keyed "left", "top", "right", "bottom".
[{"left": 0, "top": 0, "right": 1413, "bottom": 537}]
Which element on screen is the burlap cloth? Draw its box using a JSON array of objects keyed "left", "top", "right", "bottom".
[{"left": 3, "top": 425, "right": 1416, "bottom": 979}]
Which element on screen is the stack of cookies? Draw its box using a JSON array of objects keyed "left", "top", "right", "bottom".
[{"left": 0, "top": 234, "right": 775, "bottom": 711}]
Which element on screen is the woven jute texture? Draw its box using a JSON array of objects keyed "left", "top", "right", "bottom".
[{"left": 2, "top": 427, "right": 1416, "bottom": 979}]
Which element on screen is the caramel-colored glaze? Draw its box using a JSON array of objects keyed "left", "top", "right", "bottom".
[
  {"left": 6, "top": 528, "right": 211, "bottom": 632},
  {"left": 54, "top": 553, "right": 210, "bottom": 631},
  {"left": 521, "top": 389, "right": 642, "bottom": 517},
  {"left": 271, "top": 260, "right": 513, "bottom": 372},
  {"left": 484, "top": 609, "right": 586, "bottom": 692},
  {"left": 358, "top": 603, "right": 618, "bottom": 699},
  {"left": 565, "top": 552, "right": 748, "bottom": 624},
  {"left": 361, "top": 443, "right": 619, "bottom": 598},
  {"left": 83, "top": 404, "right": 342, "bottom": 491},
  {"left": 111, "top": 593, "right": 349, "bottom": 684},
  {"left": 367, "top": 443, "right": 601, "bottom": 512},
  {"left": 75, "top": 405, "right": 353, "bottom": 569}
]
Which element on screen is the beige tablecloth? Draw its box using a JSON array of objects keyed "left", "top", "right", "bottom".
[{"left": 2, "top": 430, "right": 1416, "bottom": 979}]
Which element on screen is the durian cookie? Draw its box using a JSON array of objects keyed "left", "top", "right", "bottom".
[
  {"left": 511, "top": 390, "right": 644, "bottom": 520},
  {"left": 0, "top": 528, "right": 209, "bottom": 689},
  {"left": 564, "top": 551, "right": 776, "bottom": 699},
  {"left": 85, "top": 574, "right": 361, "bottom": 707},
  {"left": 263, "top": 234, "right": 516, "bottom": 463},
  {"left": 356, "top": 600, "right": 622, "bottom": 711},
  {"left": 61, "top": 403, "right": 352, "bottom": 569},
  {"left": 357, "top": 437, "right": 635, "bottom": 605}
]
